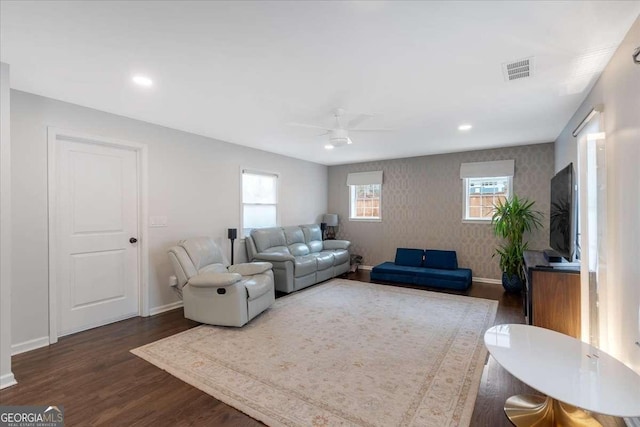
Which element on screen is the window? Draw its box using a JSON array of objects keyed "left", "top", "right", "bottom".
[
  {"left": 241, "top": 170, "right": 278, "bottom": 237},
  {"left": 346, "top": 171, "right": 383, "bottom": 221},
  {"left": 350, "top": 184, "right": 381, "bottom": 220},
  {"left": 463, "top": 176, "right": 512, "bottom": 220},
  {"left": 460, "top": 160, "right": 514, "bottom": 221}
]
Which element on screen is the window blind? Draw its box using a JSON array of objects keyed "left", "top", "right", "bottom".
[
  {"left": 346, "top": 171, "right": 383, "bottom": 186},
  {"left": 459, "top": 160, "right": 514, "bottom": 179}
]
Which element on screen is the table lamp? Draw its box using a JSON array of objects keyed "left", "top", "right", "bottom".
[{"left": 323, "top": 214, "right": 338, "bottom": 240}]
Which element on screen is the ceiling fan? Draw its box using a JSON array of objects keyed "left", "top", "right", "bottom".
[{"left": 288, "top": 108, "right": 392, "bottom": 149}]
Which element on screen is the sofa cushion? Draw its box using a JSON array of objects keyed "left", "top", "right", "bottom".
[
  {"left": 414, "top": 267, "right": 470, "bottom": 281},
  {"left": 394, "top": 248, "right": 424, "bottom": 267},
  {"left": 294, "top": 255, "right": 317, "bottom": 277},
  {"left": 371, "top": 262, "right": 425, "bottom": 276},
  {"left": 283, "top": 227, "right": 311, "bottom": 256},
  {"left": 198, "top": 263, "right": 229, "bottom": 275},
  {"left": 424, "top": 250, "right": 458, "bottom": 270},
  {"left": 284, "top": 226, "right": 305, "bottom": 244},
  {"left": 262, "top": 246, "right": 291, "bottom": 255},
  {"left": 413, "top": 268, "right": 472, "bottom": 290},
  {"left": 251, "top": 228, "right": 287, "bottom": 253},
  {"left": 301, "top": 224, "right": 324, "bottom": 253},
  {"left": 181, "top": 237, "right": 226, "bottom": 270},
  {"left": 313, "top": 251, "right": 335, "bottom": 270},
  {"left": 288, "top": 243, "right": 310, "bottom": 256},
  {"left": 331, "top": 249, "right": 349, "bottom": 265},
  {"left": 228, "top": 262, "right": 272, "bottom": 276}
]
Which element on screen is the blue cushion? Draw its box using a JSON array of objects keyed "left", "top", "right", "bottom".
[
  {"left": 424, "top": 250, "right": 458, "bottom": 270},
  {"left": 372, "top": 262, "right": 424, "bottom": 276},
  {"left": 394, "top": 248, "right": 424, "bottom": 267},
  {"left": 414, "top": 267, "right": 470, "bottom": 281},
  {"left": 370, "top": 262, "right": 472, "bottom": 291}
]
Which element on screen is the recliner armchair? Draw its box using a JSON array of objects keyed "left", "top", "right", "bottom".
[{"left": 168, "top": 237, "right": 275, "bottom": 327}]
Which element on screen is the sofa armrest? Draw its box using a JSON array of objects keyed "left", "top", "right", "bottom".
[
  {"left": 323, "top": 240, "right": 351, "bottom": 250},
  {"left": 228, "top": 262, "right": 273, "bottom": 276},
  {"left": 253, "top": 252, "right": 295, "bottom": 262},
  {"left": 187, "top": 272, "right": 242, "bottom": 288}
]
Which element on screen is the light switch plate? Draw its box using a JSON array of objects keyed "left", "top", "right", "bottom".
[{"left": 150, "top": 216, "right": 168, "bottom": 227}]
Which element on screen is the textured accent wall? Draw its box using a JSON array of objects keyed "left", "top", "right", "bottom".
[{"left": 328, "top": 143, "right": 554, "bottom": 280}]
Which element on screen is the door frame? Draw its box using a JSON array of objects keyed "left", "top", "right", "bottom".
[{"left": 47, "top": 127, "right": 149, "bottom": 344}]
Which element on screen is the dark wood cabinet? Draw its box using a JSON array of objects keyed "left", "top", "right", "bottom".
[{"left": 523, "top": 250, "right": 581, "bottom": 339}]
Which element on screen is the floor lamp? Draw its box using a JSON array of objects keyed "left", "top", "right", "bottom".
[{"left": 227, "top": 228, "right": 237, "bottom": 265}]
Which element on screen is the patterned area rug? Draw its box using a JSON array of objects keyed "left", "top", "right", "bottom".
[{"left": 132, "top": 280, "right": 497, "bottom": 426}]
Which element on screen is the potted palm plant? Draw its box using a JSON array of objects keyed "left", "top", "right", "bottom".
[{"left": 491, "top": 195, "right": 543, "bottom": 292}]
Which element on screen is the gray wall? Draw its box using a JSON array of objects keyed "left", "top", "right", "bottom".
[
  {"left": 328, "top": 143, "right": 554, "bottom": 280},
  {"left": 11, "top": 90, "right": 328, "bottom": 347},
  {"left": 555, "top": 16, "right": 640, "bottom": 372}
]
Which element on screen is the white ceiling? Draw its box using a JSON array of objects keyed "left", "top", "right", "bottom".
[{"left": 2, "top": 1, "right": 639, "bottom": 165}]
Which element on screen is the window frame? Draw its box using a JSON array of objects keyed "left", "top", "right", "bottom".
[
  {"left": 240, "top": 168, "right": 279, "bottom": 238},
  {"left": 348, "top": 183, "right": 382, "bottom": 222},
  {"left": 462, "top": 176, "right": 512, "bottom": 223}
]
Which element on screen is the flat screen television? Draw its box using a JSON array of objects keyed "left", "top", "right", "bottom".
[{"left": 549, "top": 163, "right": 576, "bottom": 261}]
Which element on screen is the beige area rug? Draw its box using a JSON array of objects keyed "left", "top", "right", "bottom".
[{"left": 132, "top": 280, "right": 498, "bottom": 427}]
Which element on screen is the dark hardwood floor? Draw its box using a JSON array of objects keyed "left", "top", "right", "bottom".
[{"left": 0, "top": 272, "right": 624, "bottom": 426}]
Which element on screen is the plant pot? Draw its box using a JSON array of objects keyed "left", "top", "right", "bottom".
[{"left": 502, "top": 272, "right": 523, "bottom": 293}]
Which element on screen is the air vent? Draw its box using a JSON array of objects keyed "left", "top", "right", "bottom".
[{"left": 502, "top": 57, "right": 534, "bottom": 82}]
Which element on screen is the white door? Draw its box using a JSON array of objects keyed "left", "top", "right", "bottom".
[{"left": 55, "top": 138, "right": 139, "bottom": 337}]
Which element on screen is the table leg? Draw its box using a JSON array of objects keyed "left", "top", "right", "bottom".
[{"left": 504, "top": 394, "right": 602, "bottom": 427}]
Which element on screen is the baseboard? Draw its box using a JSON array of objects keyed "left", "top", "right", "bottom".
[
  {"left": 11, "top": 336, "right": 49, "bottom": 355},
  {"left": 473, "top": 277, "right": 501, "bottom": 285},
  {"left": 359, "top": 265, "right": 373, "bottom": 271},
  {"left": 625, "top": 417, "right": 640, "bottom": 427},
  {"left": 149, "top": 301, "right": 183, "bottom": 316},
  {"left": 0, "top": 372, "right": 17, "bottom": 389}
]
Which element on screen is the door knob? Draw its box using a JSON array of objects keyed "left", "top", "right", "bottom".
[{"left": 129, "top": 237, "right": 138, "bottom": 244}]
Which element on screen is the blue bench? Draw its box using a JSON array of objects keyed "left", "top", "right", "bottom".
[{"left": 370, "top": 248, "right": 472, "bottom": 291}]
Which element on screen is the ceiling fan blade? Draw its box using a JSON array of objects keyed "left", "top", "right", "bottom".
[
  {"left": 287, "top": 122, "right": 332, "bottom": 131},
  {"left": 349, "top": 128, "right": 395, "bottom": 132},
  {"left": 347, "top": 114, "right": 374, "bottom": 129},
  {"left": 317, "top": 131, "right": 330, "bottom": 136}
]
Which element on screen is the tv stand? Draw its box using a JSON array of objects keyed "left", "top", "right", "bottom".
[{"left": 523, "top": 250, "right": 581, "bottom": 338}]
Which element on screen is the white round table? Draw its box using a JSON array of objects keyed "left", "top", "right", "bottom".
[{"left": 484, "top": 324, "right": 640, "bottom": 427}]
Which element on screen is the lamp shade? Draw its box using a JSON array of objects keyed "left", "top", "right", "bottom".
[{"left": 323, "top": 214, "right": 338, "bottom": 227}]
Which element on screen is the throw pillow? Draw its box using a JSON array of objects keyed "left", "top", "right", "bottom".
[
  {"left": 424, "top": 250, "right": 458, "bottom": 270},
  {"left": 395, "top": 248, "right": 424, "bottom": 267}
]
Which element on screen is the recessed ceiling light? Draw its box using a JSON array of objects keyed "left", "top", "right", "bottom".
[
  {"left": 132, "top": 75, "right": 153, "bottom": 87},
  {"left": 324, "top": 144, "right": 335, "bottom": 150},
  {"left": 458, "top": 124, "right": 472, "bottom": 131}
]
